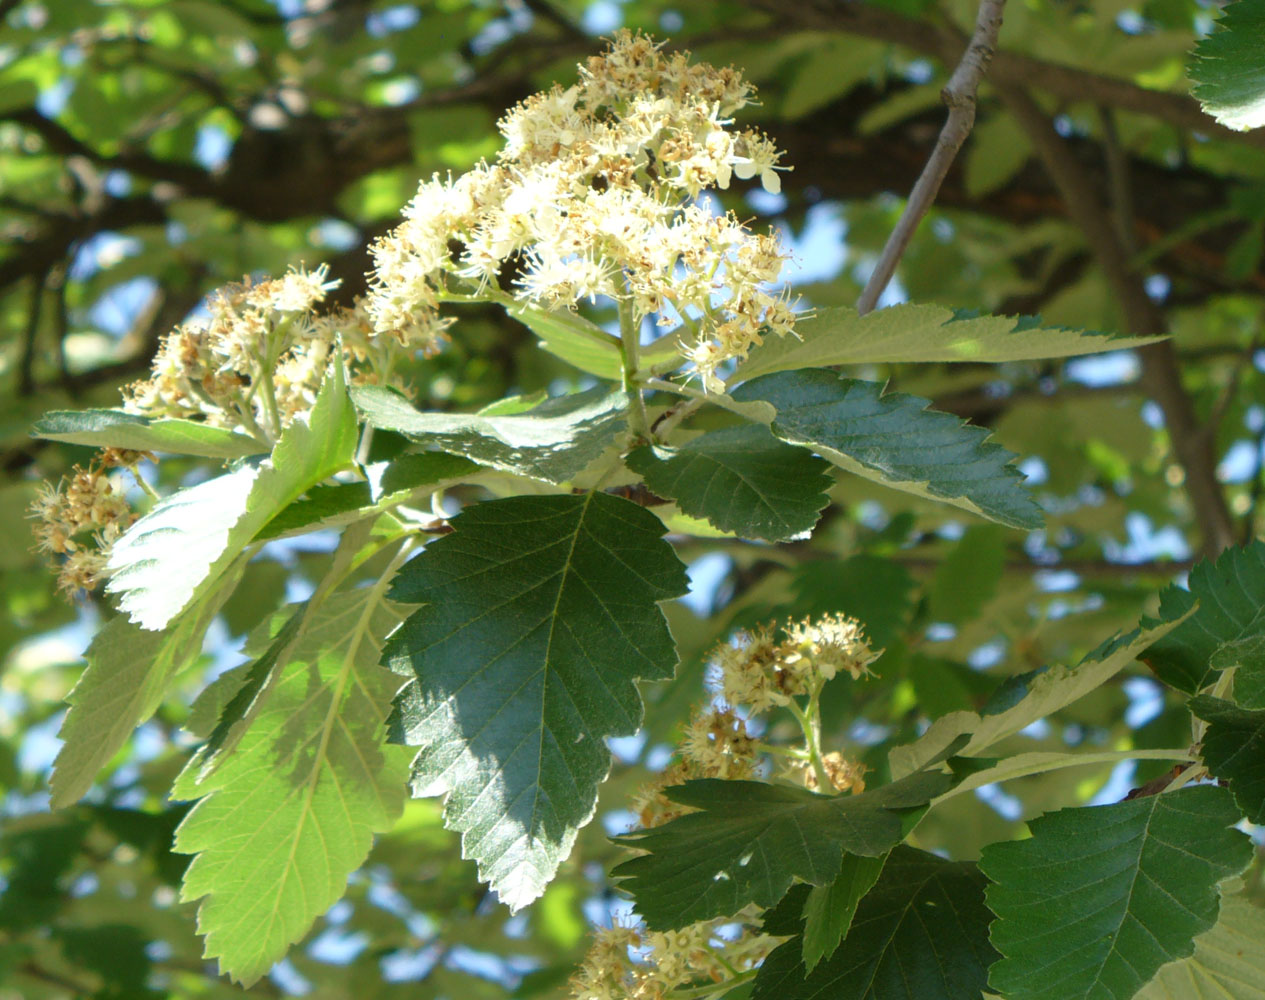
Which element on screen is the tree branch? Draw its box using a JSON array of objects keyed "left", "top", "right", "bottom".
[
  {"left": 999, "top": 86, "right": 1235, "bottom": 557},
  {"left": 857, "top": 0, "right": 1006, "bottom": 314}
]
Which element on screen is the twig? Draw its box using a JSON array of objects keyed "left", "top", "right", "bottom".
[
  {"left": 999, "top": 86, "right": 1236, "bottom": 557},
  {"left": 856, "top": 0, "right": 1007, "bottom": 314}
]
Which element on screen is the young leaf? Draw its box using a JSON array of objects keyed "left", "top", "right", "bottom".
[
  {"left": 889, "top": 616, "right": 1186, "bottom": 777},
  {"left": 981, "top": 786, "right": 1253, "bottom": 1000},
  {"left": 255, "top": 452, "right": 477, "bottom": 541},
  {"left": 31, "top": 409, "right": 268, "bottom": 459},
  {"left": 611, "top": 770, "right": 949, "bottom": 929},
  {"left": 1135, "top": 894, "right": 1265, "bottom": 1000},
  {"left": 730, "top": 370, "right": 1041, "bottom": 530},
  {"left": 173, "top": 575, "right": 413, "bottom": 986},
  {"left": 385, "top": 492, "right": 688, "bottom": 910},
  {"left": 107, "top": 364, "right": 358, "bottom": 631},
  {"left": 1189, "top": 0, "right": 1265, "bottom": 132},
  {"left": 625, "top": 425, "right": 831, "bottom": 542},
  {"left": 1189, "top": 695, "right": 1265, "bottom": 823},
  {"left": 352, "top": 384, "right": 628, "bottom": 484},
  {"left": 1141, "top": 540, "right": 1265, "bottom": 704},
  {"left": 801, "top": 853, "right": 886, "bottom": 973},
  {"left": 48, "top": 573, "right": 239, "bottom": 808},
  {"left": 731, "top": 305, "right": 1162, "bottom": 383},
  {"left": 505, "top": 302, "right": 680, "bottom": 378},
  {"left": 752, "top": 847, "right": 998, "bottom": 1000}
]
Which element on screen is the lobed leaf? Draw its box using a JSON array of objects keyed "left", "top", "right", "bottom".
[
  {"left": 1189, "top": 695, "right": 1265, "bottom": 823},
  {"left": 731, "top": 369, "right": 1041, "bottom": 530},
  {"left": 385, "top": 492, "right": 688, "bottom": 910},
  {"left": 626, "top": 424, "right": 831, "bottom": 542},
  {"left": 731, "top": 305, "right": 1162, "bottom": 383},
  {"left": 981, "top": 786, "right": 1253, "bottom": 1000},
  {"left": 1141, "top": 540, "right": 1265, "bottom": 704},
  {"left": 1189, "top": 0, "right": 1265, "bottom": 132},
  {"left": 31, "top": 409, "right": 269, "bottom": 459},
  {"left": 173, "top": 575, "right": 413, "bottom": 985},
  {"left": 1136, "top": 894, "right": 1265, "bottom": 1000},
  {"left": 752, "top": 847, "right": 997, "bottom": 1000},
  {"left": 107, "top": 363, "right": 358, "bottom": 631},
  {"left": 801, "top": 852, "right": 886, "bottom": 973},
  {"left": 890, "top": 616, "right": 1186, "bottom": 777},
  {"left": 352, "top": 384, "right": 628, "bottom": 485},
  {"left": 612, "top": 770, "right": 949, "bottom": 929}
]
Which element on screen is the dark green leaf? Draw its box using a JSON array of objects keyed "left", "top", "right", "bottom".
[
  {"left": 386, "top": 492, "right": 688, "bottom": 910},
  {"left": 731, "top": 370, "right": 1041, "bottom": 530},
  {"left": 352, "top": 384, "right": 628, "bottom": 484},
  {"left": 626, "top": 425, "right": 831, "bottom": 541},
  {"left": 612, "top": 770, "right": 949, "bottom": 929},
  {"left": 981, "top": 786, "right": 1253, "bottom": 1000},
  {"left": 31, "top": 409, "right": 268, "bottom": 459},
  {"left": 802, "top": 853, "right": 886, "bottom": 972},
  {"left": 1190, "top": 0, "right": 1265, "bottom": 131},
  {"left": 1189, "top": 695, "right": 1265, "bottom": 823},
  {"left": 752, "top": 847, "right": 997, "bottom": 1000},
  {"left": 928, "top": 524, "right": 1006, "bottom": 625},
  {"left": 1142, "top": 541, "right": 1265, "bottom": 703}
]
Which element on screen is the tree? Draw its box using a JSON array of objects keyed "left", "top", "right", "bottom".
[{"left": 2, "top": 1, "right": 1264, "bottom": 997}]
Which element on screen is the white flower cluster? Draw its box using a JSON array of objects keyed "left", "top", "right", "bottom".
[{"left": 367, "top": 30, "right": 795, "bottom": 388}]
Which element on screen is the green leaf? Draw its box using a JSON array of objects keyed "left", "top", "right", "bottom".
[
  {"left": 611, "top": 770, "right": 949, "bottom": 929},
  {"left": 732, "top": 305, "right": 1162, "bottom": 382},
  {"left": 1189, "top": 695, "right": 1265, "bottom": 823},
  {"left": 107, "top": 364, "right": 358, "bottom": 631},
  {"left": 752, "top": 847, "right": 998, "bottom": 1000},
  {"left": 1190, "top": 0, "right": 1265, "bottom": 131},
  {"left": 731, "top": 369, "right": 1041, "bottom": 530},
  {"left": 505, "top": 302, "right": 680, "bottom": 378},
  {"left": 385, "top": 492, "right": 688, "bottom": 910},
  {"left": 31, "top": 409, "right": 268, "bottom": 459},
  {"left": 1142, "top": 541, "right": 1265, "bottom": 704},
  {"left": 890, "top": 617, "right": 1187, "bottom": 777},
  {"left": 801, "top": 853, "right": 886, "bottom": 973},
  {"left": 255, "top": 452, "right": 477, "bottom": 541},
  {"left": 1136, "top": 894, "right": 1265, "bottom": 1000},
  {"left": 352, "top": 384, "right": 628, "bottom": 485},
  {"left": 927, "top": 524, "right": 1006, "bottom": 625},
  {"left": 625, "top": 425, "right": 831, "bottom": 542},
  {"left": 173, "top": 574, "right": 413, "bottom": 986},
  {"left": 48, "top": 570, "right": 239, "bottom": 808},
  {"left": 981, "top": 786, "right": 1253, "bottom": 1000}
]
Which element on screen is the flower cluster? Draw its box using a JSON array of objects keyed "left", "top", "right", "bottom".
[
  {"left": 569, "top": 912, "right": 776, "bottom": 1000},
  {"left": 123, "top": 265, "right": 380, "bottom": 439},
  {"left": 367, "top": 30, "right": 795, "bottom": 389},
  {"left": 715, "top": 613, "right": 876, "bottom": 715},
  {"left": 29, "top": 450, "right": 143, "bottom": 595}
]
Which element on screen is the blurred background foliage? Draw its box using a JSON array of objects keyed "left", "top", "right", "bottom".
[{"left": 2, "top": 0, "right": 1264, "bottom": 996}]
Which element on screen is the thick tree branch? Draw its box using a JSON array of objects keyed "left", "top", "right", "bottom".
[
  {"left": 857, "top": 0, "right": 1006, "bottom": 314},
  {"left": 1000, "top": 86, "right": 1235, "bottom": 556}
]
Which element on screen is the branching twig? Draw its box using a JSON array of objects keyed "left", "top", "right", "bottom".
[
  {"left": 999, "top": 86, "right": 1236, "bottom": 556},
  {"left": 856, "top": 0, "right": 1007, "bottom": 314}
]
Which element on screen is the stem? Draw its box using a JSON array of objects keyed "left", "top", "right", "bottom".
[
  {"left": 787, "top": 696, "right": 832, "bottom": 793},
  {"left": 855, "top": 0, "right": 1007, "bottom": 314},
  {"left": 619, "top": 297, "right": 651, "bottom": 440},
  {"left": 666, "top": 969, "right": 757, "bottom": 1000}
]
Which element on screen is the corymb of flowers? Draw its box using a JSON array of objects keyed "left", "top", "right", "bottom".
[
  {"left": 367, "top": 28, "right": 795, "bottom": 389},
  {"left": 31, "top": 31, "right": 797, "bottom": 595}
]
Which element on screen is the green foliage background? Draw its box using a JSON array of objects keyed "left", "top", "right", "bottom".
[{"left": 2, "top": 0, "right": 1264, "bottom": 997}]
